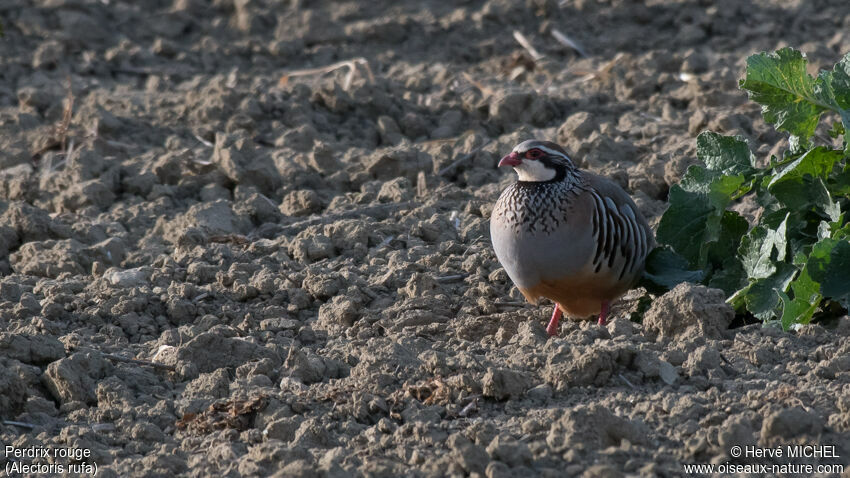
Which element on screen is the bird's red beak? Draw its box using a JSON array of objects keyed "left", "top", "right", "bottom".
[{"left": 498, "top": 152, "right": 522, "bottom": 167}]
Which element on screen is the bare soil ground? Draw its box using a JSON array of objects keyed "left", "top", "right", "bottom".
[{"left": 1, "top": 0, "right": 849, "bottom": 476}]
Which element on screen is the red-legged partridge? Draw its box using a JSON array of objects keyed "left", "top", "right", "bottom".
[{"left": 490, "top": 139, "right": 655, "bottom": 336}]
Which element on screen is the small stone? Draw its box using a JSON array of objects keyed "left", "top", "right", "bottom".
[
  {"left": 557, "top": 111, "right": 597, "bottom": 142},
  {"left": 318, "top": 296, "right": 360, "bottom": 328},
  {"left": 486, "top": 434, "right": 532, "bottom": 467},
  {"left": 91, "top": 261, "right": 106, "bottom": 277},
  {"left": 482, "top": 368, "right": 531, "bottom": 400},
  {"left": 308, "top": 142, "right": 342, "bottom": 175},
  {"left": 688, "top": 109, "right": 707, "bottom": 135},
  {"left": 377, "top": 177, "right": 412, "bottom": 203},
  {"left": 377, "top": 116, "right": 403, "bottom": 145},
  {"left": 290, "top": 234, "right": 335, "bottom": 263},
  {"left": 399, "top": 112, "right": 430, "bottom": 139},
  {"left": 283, "top": 348, "right": 346, "bottom": 385},
  {"left": 718, "top": 414, "right": 756, "bottom": 450},
  {"left": 264, "top": 417, "right": 300, "bottom": 441},
  {"left": 162, "top": 199, "right": 252, "bottom": 245},
  {"left": 0, "top": 333, "right": 65, "bottom": 365},
  {"left": 41, "top": 352, "right": 112, "bottom": 405},
  {"left": 681, "top": 49, "right": 709, "bottom": 74},
  {"left": 103, "top": 267, "right": 151, "bottom": 288},
  {"left": 547, "top": 404, "right": 648, "bottom": 451},
  {"left": 448, "top": 435, "right": 489, "bottom": 474},
  {"left": 760, "top": 407, "right": 824, "bottom": 442},
  {"left": 581, "top": 465, "right": 624, "bottom": 478},
  {"left": 212, "top": 132, "right": 281, "bottom": 195},
  {"left": 58, "top": 179, "right": 116, "bottom": 212},
  {"left": 151, "top": 38, "right": 178, "bottom": 57},
  {"left": 276, "top": 124, "right": 317, "bottom": 151},
  {"left": 658, "top": 359, "right": 678, "bottom": 385},
  {"left": 489, "top": 89, "right": 554, "bottom": 130},
  {"left": 684, "top": 345, "right": 722, "bottom": 375},
  {"left": 280, "top": 190, "right": 323, "bottom": 216},
  {"left": 431, "top": 110, "right": 463, "bottom": 139},
  {"left": 184, "top": 369, "right": 231, "bottom": 398},
  {"left": 33, "top": 40, "right": 64, "bottom": 69},
  {"left": 400, "top": 272, "right": 437, "bottom": 298}
]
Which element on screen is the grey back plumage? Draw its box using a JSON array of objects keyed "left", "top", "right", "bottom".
[{"left": 583, "top": 173, "right": 655, "bottom": 284}]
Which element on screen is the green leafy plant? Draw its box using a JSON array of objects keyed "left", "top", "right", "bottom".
[{"left": 645, "top": 47, "right": 850, "bottom": 329}]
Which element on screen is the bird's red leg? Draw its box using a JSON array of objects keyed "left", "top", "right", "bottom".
[
  {"left": 546, "top": 304, "right": 562, "bottom": 337},
  {"left": 598, "top": 301, "right": 609, "bottom": 326}
]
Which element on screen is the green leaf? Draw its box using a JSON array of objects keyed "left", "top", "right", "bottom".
[
  {"left": 656, "top": 185, "right": 714, "bottom": 268},
  {"left": 777, "top": 290, "right": 819, "bottom": 330},
  {"left": 657, "top": 48, "right": 850, "bottom": 329},
  {"left": 641, "top": 246, "right": 704, "bottom": 294},
  {"left": 709, "top": 257, "right": 747, "bottom": 297},
  {"left": 832, "top": 222, "right": 850, "bottom": 241},
  {"left": 696, "top": 132, "right": 755, "bottom": 176},
  {"left": 767, "top": 147, "right": 844, "bottom": 188},
  {"left": 770, "top": 174, "right": 842, "bottom": 215},
  {"left": 812, "top": 178, "right": 841, "bottom": 223},
  {"left": 814, "top": 52, "right": 850, "bottom": 150},
  {"left": 829, "top": 164, "right": 850, "bottom": 197},
  {"left": 818, "top": 221, "right": 832, "bottom": 241},
  {"left": 705, "top": 211, "right": 750, "bottom": 268},
  {"left": 740, "top": 48, "right": 828, "bottom": 144},
  {"left": 806, "top": 237, "right": 850, "bottom": 305},
  {"left": 743, "top": 262, "right": 798, "bottom": 320},
  {"left": 739, "top": 224, "right": 787, "bottom": 280},
  {"left": 680, "top": 166, "right": 746, "bottom": 211},
  {"left": 679, "top": 165, "right": 720, "bottom": 194},
  {"left": 791, "top": 265, "right": 820, "bottom": 304}
]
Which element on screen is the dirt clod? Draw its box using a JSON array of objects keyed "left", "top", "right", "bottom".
[
  {"left": 0, "top": 1, "right": 847, "bottom": 476},
  {"left": 547, "top": 404, "right": 648, "bottom": 451},
  {"left": 643, "top": 283, "right": 733, "bottom": 340}
]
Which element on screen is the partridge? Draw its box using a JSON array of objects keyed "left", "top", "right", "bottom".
[{"left": 490, "top": 139, "right": 655, "bottom": 336}]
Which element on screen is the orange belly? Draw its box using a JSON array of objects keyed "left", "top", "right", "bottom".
[{"left": 518, "top": 273, "right": 631, "bottom": 318}]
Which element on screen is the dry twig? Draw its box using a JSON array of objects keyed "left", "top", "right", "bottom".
[
  {"left": 461, "top": 72, "right": 496, "bottom": 98},
  {"left": 177, "top": 395, "right": 268, "bottom": 435},
  {"left": 57, "top": 77, "right": 74, "bottom": 152},
  {"left": 3, "top": 421, "right": 36, "bottom": 429},
  {"left": 32, "top": 77, "right": 75, "bottom": 159},
  {"left": 416, "top": 171, "right": 427, "bottom": 197},
  {"left": 494, "top": 300, "right": 527, "bottom": 308},
  {"left": 193, "top": 133, "right": 214, "bottom": 148},
  {"left": 435, "top": 274, "right": 466, "bottom": 283},
  {"left": 437, "top": 139, "right": 492, "bottom": 177},
  {"left": 618, "top": 373, "right": 637, "bottom": 390},
  {"left": 279, "top": 58, "right": 374, "bottom": 90},
  {"left": 458, "top": 397, "right": 479, "bottom": 418},
  {"left": 406, "top": 377, "right": 452, "bottom": 406},
  {"left": 512, "top": 31, "right": 544, "bottom": 62},
  {"left": 103, "top": 353, "right": 176, "bottom": 372},
  {"left": 551, "top": 29, "right": 588, "bottom": 58},
  {"left": 208, "top": 234, "right": 250, "bottom": 245},
  {"left": 278, "top": 201, "right": 416, "bottom": 236},
  {"left": 580, "top": 52, "right": 624, "bottom": 82}
]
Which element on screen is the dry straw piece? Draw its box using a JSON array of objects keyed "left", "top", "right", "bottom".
[{"left": 279, "top": 57, "right": 375, "bottom": 90}]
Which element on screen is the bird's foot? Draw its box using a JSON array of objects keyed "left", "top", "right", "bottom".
[
  {"left": 546, "top": 305, "right": 562, "bottom": 337},
  {"left": 597, "top": 301, "right": 609, "bottom": 326}
]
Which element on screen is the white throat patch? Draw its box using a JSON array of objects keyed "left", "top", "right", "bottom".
[{"left": 514, "top": 160, "right": 556, "bottom": 182}]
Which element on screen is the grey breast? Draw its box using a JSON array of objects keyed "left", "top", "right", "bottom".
[{"left": 490, "top": 182, "right": 595, "bottom": 290}]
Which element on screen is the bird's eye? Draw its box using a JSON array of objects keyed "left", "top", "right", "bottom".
[{"left": 526, "top": 149, "right": 542, "bottom": 159}]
